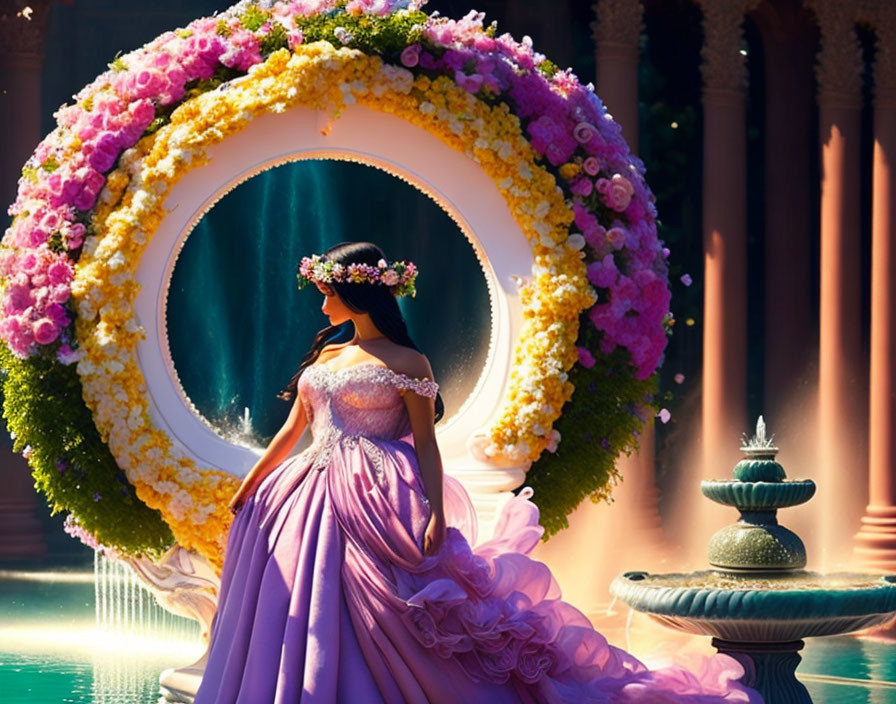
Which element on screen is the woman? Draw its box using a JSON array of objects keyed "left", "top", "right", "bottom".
[{"left": 193, "top": 241, "right": 760, "bottom": 703}]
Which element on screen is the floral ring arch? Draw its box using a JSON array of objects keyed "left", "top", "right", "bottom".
[{"left": 0, "top": 0, "right": 669, "bottom": 572}]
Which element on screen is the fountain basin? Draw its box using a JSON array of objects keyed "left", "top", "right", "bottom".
[
  {"left": 701, "top": 480, "right": 816, "bottom": 510},
  {"left": 610, "top": 571, "right": 896, "bottom": 642}
]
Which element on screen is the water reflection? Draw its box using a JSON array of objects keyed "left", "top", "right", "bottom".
[{"left": 0, "top": 647, "right": 202, "bottom": 704}]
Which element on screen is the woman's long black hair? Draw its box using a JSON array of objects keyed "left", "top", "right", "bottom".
[{"left": 278, "top": 241, "right": 445, "bottom": 422}]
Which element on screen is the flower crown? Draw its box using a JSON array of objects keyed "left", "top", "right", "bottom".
[{"left": 296, "top": 254, "right": 418, "bottom": 298}]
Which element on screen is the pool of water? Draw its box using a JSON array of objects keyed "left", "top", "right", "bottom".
[
  {"left": 1, "top": 567, "right": 895, "bottom": 703},
  {"left": 0, "top": 567, "right": 204, "bottom": 704}
]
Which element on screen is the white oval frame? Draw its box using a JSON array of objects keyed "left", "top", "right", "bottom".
[{"left": 134, "top": 104, "right": 534, "bottom": 527}]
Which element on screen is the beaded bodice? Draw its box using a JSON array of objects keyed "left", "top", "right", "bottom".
[{"left": 298, "top": 362, "right": 439, "bottom": 471}]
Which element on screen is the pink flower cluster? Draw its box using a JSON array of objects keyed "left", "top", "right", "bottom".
[
  {"left": 0, "top": 246, "right": 73, "bottom": 353},
  {"left": 63, "top": 513, "right": 122, "bottom": 560},
  {"left": 1, "top": 4, "right": 308, "bottom": 359},
  {"left": 412, "top": 11, "right": 670, "bottom": 379}
]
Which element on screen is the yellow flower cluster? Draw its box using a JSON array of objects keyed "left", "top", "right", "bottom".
[
  {"left": 356, "top": 73, "right": 595, "bottom": 463},
  {"left": 73, "top": 42, "right": 593, "bottom": 566}
]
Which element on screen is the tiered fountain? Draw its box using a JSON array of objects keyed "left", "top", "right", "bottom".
[{"left": 611, "top": 418, "right": 896, "bottom": 703}]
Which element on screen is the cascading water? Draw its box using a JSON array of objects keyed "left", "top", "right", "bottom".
[{"left": 94, "top": 551, "right": 200, "bottom": 645}]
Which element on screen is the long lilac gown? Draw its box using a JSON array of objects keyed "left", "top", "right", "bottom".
[{"left": 193, "top": 363, "right": 761, "bottom": 704}]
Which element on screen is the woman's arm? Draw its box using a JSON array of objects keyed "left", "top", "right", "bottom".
[
  {"left": 229, "top": 392, "right": 309, "bottom": 513},
  {"left": 400, "top": 358, "right": 446, "bottom": 555}
]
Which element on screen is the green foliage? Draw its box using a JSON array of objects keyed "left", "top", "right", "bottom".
[
  {"left": 536, "top": 59, "right": 559, "bottom": 79},
  {"left": 525, "top": 322, "right": 658, "bottom": 538},
  {"left": 259, "top": 22, "right": 290, "bottom": 56},
  {"left": 40, "top": 157, "right": 60, "bottom": 173},
  {"left": 183, "top": 66, "right": 242, "bottom": 103},
  {"left": 0, "top": 345, "right": 174, "bottom": 558},
  {"left": 296, "top": 9, "right": 430, "bottom": 59},
  {"left": 107, "top": 55, "right": 127, "bottom": 72},
  {"left": 241, "top": 6, "right": 269, "bottom": 32},
  {"left": 47, "top": 232, "right": 66, "bottom": 254},
  {"left": 143, "top": 115, "right": 171, "bottom": 136}
]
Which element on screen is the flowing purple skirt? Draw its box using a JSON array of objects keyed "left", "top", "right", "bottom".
[{"left": 193, "top": 434, "right": 760, "bottom": 704}]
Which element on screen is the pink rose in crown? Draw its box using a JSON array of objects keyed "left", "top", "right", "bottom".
[
  {"left": 45, "top": 303, "right": 69, "bottom": 328},
  {"left": 19, "top": 252, "right": 39, "bottom": 275},
  {"left": 381, "top": 270, "right": 400, "bottom": 286}
]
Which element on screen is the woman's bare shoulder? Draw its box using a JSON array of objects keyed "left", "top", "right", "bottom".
[{"left": 383, "top": 346, "right": 433, "bottom": 381}]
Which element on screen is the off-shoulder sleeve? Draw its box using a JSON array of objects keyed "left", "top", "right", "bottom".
[{"left": 392, "top": 372, "right": 439, "bottom": 399}]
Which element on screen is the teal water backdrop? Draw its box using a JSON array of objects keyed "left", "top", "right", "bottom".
[{"left": 167, "top": 159, "right": 491, "bottom": 447}]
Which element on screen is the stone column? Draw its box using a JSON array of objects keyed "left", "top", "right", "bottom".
[
  {"left": 807, "top": 0, "right": 865, "bottom": 566},
  {"left": 0, "top": 0, "right": 53, "bottom": 209},
  {"left": 593, "top": 0, "right": 643, "bottom": 150},
  {"left": 855, "top": 2, "right": 896, "bottom": 572},
  {"left": 0, "top": 0, "right": 53, "bottom": 560},
  {"left": 753, "top": 2, "right": 816, "bottom": 428},
  {"left": 697, "top": 0, "right": 756, "bottom": 501}
]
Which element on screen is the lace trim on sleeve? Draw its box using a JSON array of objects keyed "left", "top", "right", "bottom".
[{"left": 392, "top": 372, "right": 439, "bottom": 399}]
